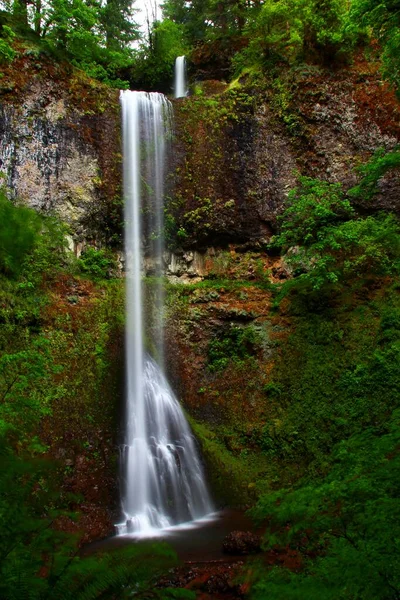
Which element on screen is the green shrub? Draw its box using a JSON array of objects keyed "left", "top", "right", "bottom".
[
  {"left": 349, "top": 147, "right": 400, "bottom": 201},
  {"left": 78, "top": 247, "right": 117, "bottom": 280},
  {"left": 350, "top": 0, "right": 400, "bottom": 95},
  {"left": 0, "top": 25, "right": 16, "bottom": 64},
  {"left": 274, "top": 176, "right": 354, "bottom": 248},
  {"left": 208, "top": 325, "right": 262, "bottom": 371},
  {"left": 0, "top": 437, "right": 184, "bottom": 600},
  {"left": 273, "top": 176, "right": 400, "bottom": 291},
  {"left": 0, "top": 191, "right": 41, "bottom": 277},
  {"left": 250, "top": 409, "right": 400, "bottom": 600}
]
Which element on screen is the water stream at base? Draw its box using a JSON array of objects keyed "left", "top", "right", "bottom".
[{"left": 116, "top": 90, "right": 213, "bottom": 537}]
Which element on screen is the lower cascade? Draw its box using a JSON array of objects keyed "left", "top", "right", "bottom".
[{"left": 117, "top": 90, "right": 213, "bottom": 536}]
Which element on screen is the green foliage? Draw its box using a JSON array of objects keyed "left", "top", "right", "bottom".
[
  {"left": 208, "top": 324, "right": 261, "bottom": 372},
  {"left": 0, "top": 190, "right": 185, "bottom": 599},
  {"left": 43, "top": 0, "right": 136, "bottom": 87},
  {"left": 77, "top": 247, "right": 118, "bottom": 280},
  {"left": 250, "top": 409, "right": 400, "bottom": 599},
  {"left": 0, "top": 24, "right": 16, "bottom": 63},
  {"left": 0, "top": 188, "right": 71, "bottom": 287},
  {"left": 0, "top": 439, "right": 182, "bottom": 600},
  {"left": 0, "top": 338, "right": 60, "bottom": 438},
  {"left": 273, "top": 176, "right": 400, "bottom": 290},
  {"left": 349, "top": 146, "right": 400, "bottom": 200},
  {"left": 0, "top": 191, "right": 41, "bottom": 277},
  {"left": 229, "top": 0, "right": 352, "bottom": 77},
  {"left": 132, "top": 19, "right": 187, "bottom": 92},
  {"left": 24, "top": 217, "right": 71, "bottom": 284},
  {"left": 189, "top": 418, "right": 265, "bottom": 505},
  {"left": 275, "top": 176, "right": 354, "bottom": 247},
  {"left": 1, "top": 0, "right": 138, "bottom": 86},
  {"left": 162, "top": 0, "right": 211, "bottom": 43},
  {"left": 259, "top": 285, "right": 400, "bottom": 469}
]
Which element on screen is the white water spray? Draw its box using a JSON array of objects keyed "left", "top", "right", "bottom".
[
  {"left": 174, "top": 56, "right": 188, "bottom": 98},
  {"left": 117, "top": 90, "right": 213, "bottom": 536}
]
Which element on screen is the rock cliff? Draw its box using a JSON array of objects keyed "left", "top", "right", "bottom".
[
  {"left": 0, "top": 54, "right": 121, "bottom": 250},
  {"left": 1, "top": 53, "right": 399, "bottom": 256},
  {"left": 169, "top": 55, "right": 400, "bottom": 251}
]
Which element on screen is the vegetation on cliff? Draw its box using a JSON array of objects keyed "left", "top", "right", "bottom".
[{"left": 163, "top": 148, "right": 400, "bottom": 597}]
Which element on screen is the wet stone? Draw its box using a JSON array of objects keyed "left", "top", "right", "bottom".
[{"left": 222, "top": 531, "right": 262, "bottom": 555}]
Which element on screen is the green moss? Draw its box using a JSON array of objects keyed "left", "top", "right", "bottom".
[
  {"left": 207, "top": 324, "right": 262, "bottom": 372},
  {"left": 189, "top": 418, "right": 268, "bottom": 505},
  {"left": 261, "top": 281, "right": 400, "bottom": 476}
]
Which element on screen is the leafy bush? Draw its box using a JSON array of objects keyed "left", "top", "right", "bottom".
[
  {"left": 0, "top": 438, "right": 184, "bottom": 600},
  {"left": 0, "top": 191, "right": 41, "bottom": 277},
  {"left": 78, "top": 247, "right": 117, "bottom": 280},
  {"left": 208, "top": 325, "right": 261, "bottom": 371},
  {"left": 349, "top": 146, "right": 400, "bottom": 201},
  {"left": 350, "top": 0, "right": 400, "bottom": 95},
  {"left": 273, "top": 176, "right": 400, "bottom": 290},
  {"left": 250, "top": 409, "right": 400, "bottom": 600},
  {"left": 0, "top": 25, "right": 16, "bottom": 63},
  {"left": 274, "top": 176, "right": 354, "bottom": 248}
]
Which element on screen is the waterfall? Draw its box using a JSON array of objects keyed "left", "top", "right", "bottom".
[
  {"left": 174, "top": 56, "right": 188, "bottom": 98},
  {"left": 117, "top": 90, "right": 213, "bottom": 537}
]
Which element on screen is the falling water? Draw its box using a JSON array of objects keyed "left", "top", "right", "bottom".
[
  {"left": 174, "top": 56, "right": 188, "bottom": 98},
  {"left": 117, "top": 90, "right": 213, "bottom": 536}
]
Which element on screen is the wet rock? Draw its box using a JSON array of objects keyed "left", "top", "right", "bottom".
[
  {"left": 222, "top": 531, "right": 262, "bottom": 555},
  {"left": 271, "top": 265, "right": 289, "bottom": 280},
  {"left": 204, "top": 571, "right": 241, "bottom": 596}
]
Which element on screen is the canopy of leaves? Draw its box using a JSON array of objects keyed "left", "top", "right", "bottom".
[
  {"left": 0, "top": 0, "right": 139, "bottom": 86},
  {"left": 131, "top": 19, "right": 187, "bottom": 92}
]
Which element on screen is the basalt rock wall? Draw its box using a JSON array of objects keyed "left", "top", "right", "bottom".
[
  {"left": 0, "top": 54, "right": 121, "bottom": 250},
  {"left": 169, "top": 58, "right": 400, "bottom": 252}
]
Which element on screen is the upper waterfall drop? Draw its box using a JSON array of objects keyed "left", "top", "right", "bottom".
[
  {"left": 117, "top": 90, "right": 213, "bottom": 537},
  {"left": 174, "top": 56, "right": 188, "bottom": 98}
]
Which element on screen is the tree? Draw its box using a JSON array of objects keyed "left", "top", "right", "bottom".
[
  {"left": 99, "top": 0, "right": 139, "bottom": 52},
  {"left": 132, "top": 18, "right": 187, "bottom": 91},
  {"left": 162, "top": 0, "right": 211, "bottom": 43}
]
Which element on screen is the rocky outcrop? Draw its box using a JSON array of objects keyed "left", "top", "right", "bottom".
[
  {"left": 0, "top": 54, "right": 121, "bottom": 249},
  {"left": 170, "top": 57, "right": 400, "bottom": 249}
]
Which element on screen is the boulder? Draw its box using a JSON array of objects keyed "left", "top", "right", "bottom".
[{"left": 222, "top": 530, "right": 262, "bottom": 555}]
